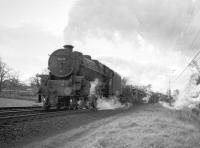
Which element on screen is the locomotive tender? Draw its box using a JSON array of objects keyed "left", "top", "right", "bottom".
[{"left": 38, "top": 45, "right": 122, "bottom": 110}]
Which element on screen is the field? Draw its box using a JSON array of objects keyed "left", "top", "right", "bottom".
[
  {"left": 0, "top": 89, "right": 42, "bottom": 107},
  {"left": 21, "top": 104, "right": 200, "bottom": 148},
  {"left": 1, "top": 103, "right": 200, "bottom": 148},
  {"left": 0, "top": 97, "right": 42, "bottom": 107},
  {"left": 0, "top": 90, "right": 37, "bottom": 101}
]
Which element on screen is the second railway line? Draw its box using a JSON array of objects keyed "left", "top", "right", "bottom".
[{"left": 0, "top": 107, "right": 95, "bottom": 126}]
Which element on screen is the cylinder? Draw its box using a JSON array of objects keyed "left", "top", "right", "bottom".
[{"left": 63, "top": 45, "right": 74, "bottom": 52}]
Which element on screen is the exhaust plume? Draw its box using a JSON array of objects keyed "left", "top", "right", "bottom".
[
  {"left": 89, "top": 78, "right": 99, "bottom": 96},
  {"left": 65, "top": 0, "right": 200, "bottom": 54},
  {"left": 89, "top": 79, "right": 127, "bottom": 110},
  {"left": 64, "top": 0, "right": 200, "bottom": 92},
  {"left": 174, "top": 73, "right": 200, "bottom": 109},
  {"left": 97, "top": 96, "right": 126, "bottom": 110}
]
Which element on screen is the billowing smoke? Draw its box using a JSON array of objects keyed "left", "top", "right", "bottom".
[
  {"left": 159, "top": 101, "right": 175, "bottom": 110},
  {"left": 142, "top": 95, "right": 150, "bottom": 103},
  {"left": 89, "top": 78, "right": 99, "bottom": 96},
  {"left": 65, "top": 0, "right": 200, "bottom": 55},
  {"left": 158, "top": 73, "right": 200, "bottom": 110},
  {"left": 89, "top": 79, "right": 126, "bottom": 110},
  {"left": 64, "top": 0, "right": 200, "bottom": 92},
  {"left": 97, "top": 96, "right": 126, "bottom": 110},
  {"left": 173, "top": 73, "right": 200, "bottom": 109}
]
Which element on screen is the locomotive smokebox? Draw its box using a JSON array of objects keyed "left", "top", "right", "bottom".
[
  {"left": 48, "top": 45, "right": 74, "bottom": 77},
  {"left": 63, "top": 45, "right": 73, "bottom": 52}
]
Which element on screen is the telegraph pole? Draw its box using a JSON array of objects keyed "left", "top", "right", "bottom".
[{"left": 168, "top": 69, "right": 175, "bottom": 106}]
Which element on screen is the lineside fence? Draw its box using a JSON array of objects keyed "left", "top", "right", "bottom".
[{"left": 0, "top": 89, "right": 38, "bottom": 101}]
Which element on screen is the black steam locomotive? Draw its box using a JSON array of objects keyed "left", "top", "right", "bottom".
[{"left": 38, "top": 45, "right": 122, "bottom": 110}]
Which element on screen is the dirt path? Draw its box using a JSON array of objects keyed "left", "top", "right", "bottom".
[{"left": 24, "top": 104, "right": 200, "bottom": 148}]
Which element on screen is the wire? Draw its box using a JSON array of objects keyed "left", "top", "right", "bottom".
[
  {"left": 189, "top": 29, "right": 200, "bottom": 50},
  {"left": 174, "top": 3, "right": 200, "bottom": 81},
  {"left": 195, "top": 56, "right": 200, "bottom": 62},
  {"left": 175, "top": 49, "right": 200, "bottom": 81}
]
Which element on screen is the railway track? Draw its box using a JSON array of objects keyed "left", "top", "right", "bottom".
[
  {"left": 0, "top": 106, "right": 43, "bottom": 119},
  {"left": 0, "top": 106, "right": 42, "bottom": 110},
  {"left": 0, "top": 107, "right": 93, "bottom": 126}
]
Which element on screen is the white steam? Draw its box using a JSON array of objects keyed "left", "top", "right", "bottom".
[
  {"left": 89, "top": 79, "right": 127, "bottom": 110},
  {"left": 97, "top": 96, "right": 126, "bottom": 110},
  {"left": 142, "top": 95, "right": 150, "bottom": 103},
  {"left": 64, "top": 0, "right": 198, "bottom": 92},
  {"left": 159, "top": 101, "right": 175, "bottom": 110},
  {"left": 89, "top": 78, "right": 99, "bottom": 96},
  {"left": 173, "top": 73, "right": 200, "bottom": 109},
  {"left": 65, "top": 0, "right": 200, "bottom": 54}
]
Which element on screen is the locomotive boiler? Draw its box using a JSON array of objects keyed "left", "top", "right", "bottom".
[{"left": 38, "top": 45, "right": 122, "bottom": 110}]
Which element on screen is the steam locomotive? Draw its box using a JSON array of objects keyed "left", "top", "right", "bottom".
[{"left": 38, "top": 45, "right": 122, "bottom": 110}]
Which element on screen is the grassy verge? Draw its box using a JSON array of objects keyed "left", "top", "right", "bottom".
[
  {"left": 0, "top": 94, "right": 37, "bottom": 102},
  {"left": 171, "top": 107, "right": 200, "bottom": 130}
]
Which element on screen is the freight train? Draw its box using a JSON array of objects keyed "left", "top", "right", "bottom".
[{"left": 38, "top": 45, "right": 122, "bottom": 110}]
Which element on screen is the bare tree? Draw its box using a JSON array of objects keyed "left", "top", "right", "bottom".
[
  {"left": 41, "top": 68, "right": 49, "bottom": 75},
  {"left": 6, "top": 71, "right": 21, "bottom": 89},
  {"left": 0, "top": 59, "right": 10, "bottom": 92},
  {"left": 30, "top": 74, "right": 40, "bottom": 88}
]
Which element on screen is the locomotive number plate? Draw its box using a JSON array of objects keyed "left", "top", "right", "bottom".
[{"left": 57, "top": 57, "right": 66, "bottom": 61}]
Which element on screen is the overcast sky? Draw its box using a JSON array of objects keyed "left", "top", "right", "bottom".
[
  {"left": 0, "top": 0, "right": 76, "bottom": 79},
  {"left": 1, "top": 0, "right": 200, "bottom": 92}
]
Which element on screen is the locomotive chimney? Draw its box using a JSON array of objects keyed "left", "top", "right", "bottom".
[
  {"left": 63, "top": 45, "right": 74, "bottom": 52},
  {"left": 84, "top": 55, "right": 91, "bottom": 60}
]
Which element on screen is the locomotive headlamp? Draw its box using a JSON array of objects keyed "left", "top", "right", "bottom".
[{"left": 64, "top": 87, "right": 72, "bottom": 95}]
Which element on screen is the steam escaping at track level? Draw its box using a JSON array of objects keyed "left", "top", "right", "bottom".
[
  {"left": 89, "top": 79, "right": 99, "bottom": 97},
  {"left": 89, "top": 79, "right": 127, "bottom": 110},
  {"left": 173, "top": 73, "right": 200, "bottom": 109},
  {"left": 159, "top": 73, "right": 200, "bottom": 110},
  {"left": 97, "top": 96, "right": 126, "bottom": 110}
]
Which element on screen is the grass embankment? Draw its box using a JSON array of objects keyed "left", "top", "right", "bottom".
[
  {"left": 0, "top": 90, "right": 37, "bottom": 102},
  {"left": 172, "top": 107, "right": 200, "bottom": 130},
  {"left": 24, "top": 104, "right": 200, "bottom": 148}
]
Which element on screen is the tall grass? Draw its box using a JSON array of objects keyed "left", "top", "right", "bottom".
[{"left": 171, "top": 107, "right": 200, "bottom": 130}]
